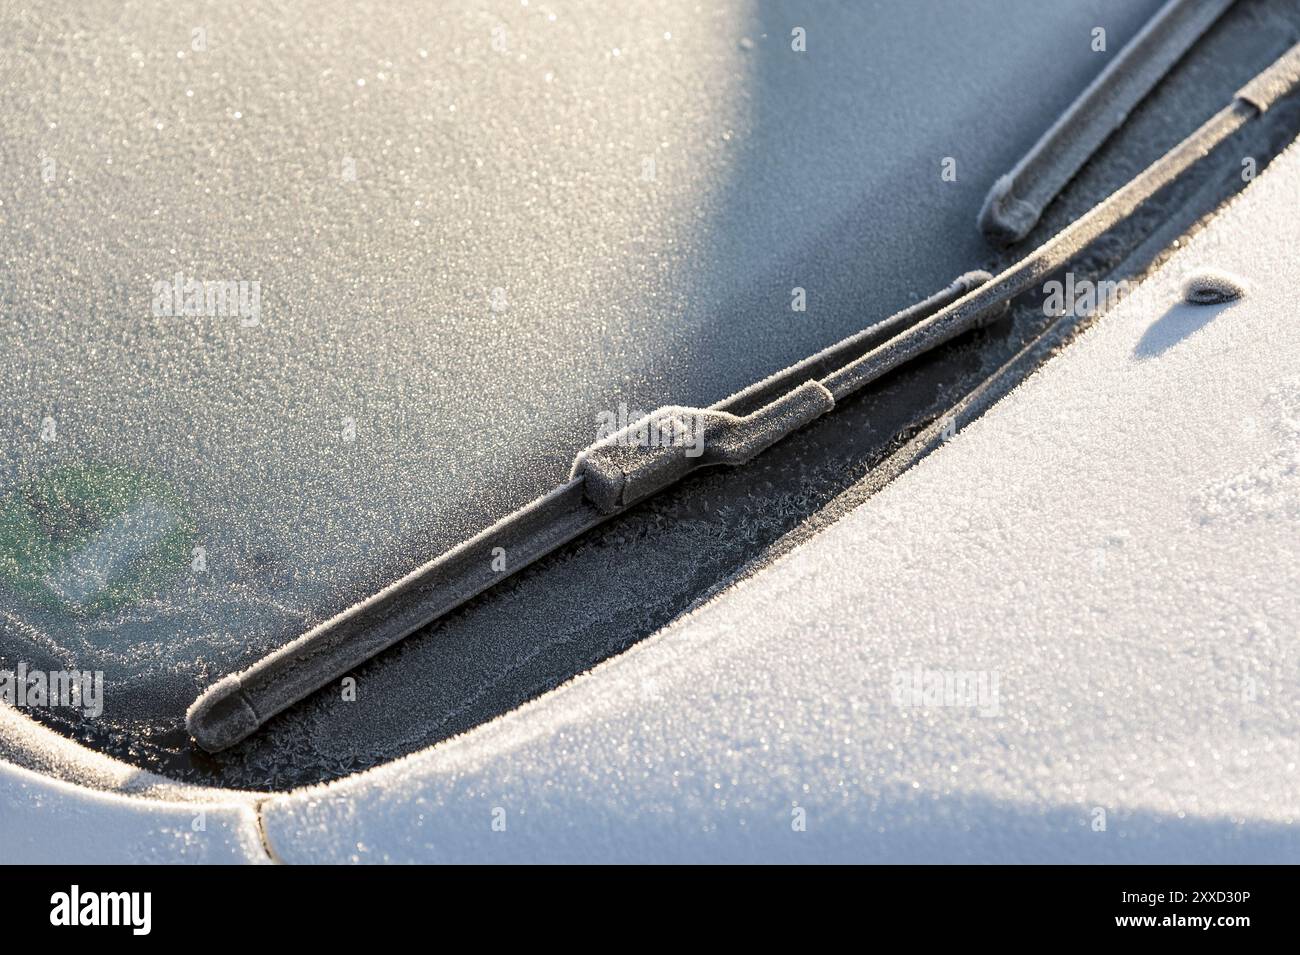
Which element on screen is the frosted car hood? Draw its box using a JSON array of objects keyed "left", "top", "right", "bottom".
[{"left": 261, "top": 139, "right": 1300, "bottom": 863}]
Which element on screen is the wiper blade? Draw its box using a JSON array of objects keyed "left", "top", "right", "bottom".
[
  {"left": 978, "top": 0, "right": 1237, "bottom": 245},
  {"left": 186, "top": 270, "right": 997, "bottom": 752},
  {"left": 188, "top": 39, "right": 1300, "bottom": 753}
]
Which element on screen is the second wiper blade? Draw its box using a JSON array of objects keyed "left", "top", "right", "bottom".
[{"left": 978, "top": 0, "right": 1237, "bottom": 245}]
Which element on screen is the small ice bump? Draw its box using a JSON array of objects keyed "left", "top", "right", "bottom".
[{"left": 1182, "top": 269, "right": 1246, "bottom": 306}]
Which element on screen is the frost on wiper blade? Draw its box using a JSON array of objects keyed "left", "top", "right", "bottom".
[
  {"left": 189, "top": 36, "right": 1300, "bottom": 750},
  {"left": 0, "top": 0, "right": 1174, "bottom": 750},
  {"left": 979, "top": 0, "right": 1238, "bottom": 245},
  {"left": 188, "top": 272, "right": 1003, "bottom": 750}
]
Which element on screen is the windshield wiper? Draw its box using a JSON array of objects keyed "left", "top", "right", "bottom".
[
  {"left": 979, "top": 0, "right": 1237, "bottom": 245},
  {"left": 187, "top": 269, "right": 997, "bottom": 752},
  {"left": 188, "top": 40, "right": 1300, "bottom": 753}
]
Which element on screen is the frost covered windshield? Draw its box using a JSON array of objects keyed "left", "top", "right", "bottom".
[{"left": 0, "top": 0, "right": 1162, "bottom": 740}]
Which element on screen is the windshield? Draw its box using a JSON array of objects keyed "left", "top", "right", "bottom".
[{"left": 0, "top": 0, "right": 1163, "bottom": 761}]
